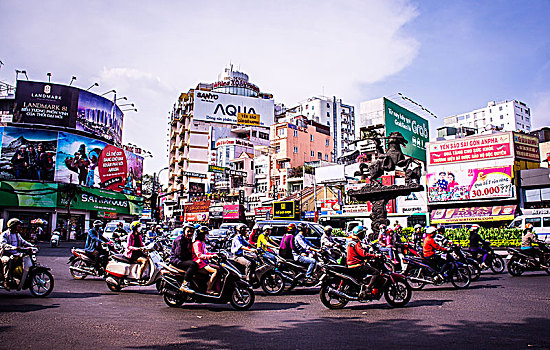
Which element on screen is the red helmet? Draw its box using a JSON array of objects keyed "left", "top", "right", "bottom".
[{"left": 287, "top": 223, "right": 296, "bottom": 231}]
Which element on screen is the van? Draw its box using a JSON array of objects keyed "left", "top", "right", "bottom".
[{"left": 508, "top": 210, "right": 550, "bottom": 243}]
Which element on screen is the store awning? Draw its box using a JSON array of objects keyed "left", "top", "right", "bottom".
[{"left": 431, "top": 205, "right": 516, "bottom": 224}]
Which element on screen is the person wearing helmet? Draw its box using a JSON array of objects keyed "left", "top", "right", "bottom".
[
  {"left": 248, "top": 224, "right": 261, "bottom": 246},
  {"left": 423, "top": 226, "right": 448, "bottom": 277},
  {"left": 279, "top": 224, "right": 297, "bottom": 260},
  {"left": 378, "top": 226, "right": 396, "bottom": 262},
  {"left": 231, "top": 224, "right": 256, "bottom": 282},
  {"left": 321, "top": 226, "right": 336, "bottom": 249},
  {"left": 347, "top": 225, "right": 382, "bottom": 295},
  {"left": 469, "top": 224, "right": 489, "bottom": 269},
  {"left": 170, "top": 223, "right": 198, "bottom": 294},
  {"left": 412, "top": 224, "right": 423, "bottom": 248},
  {"left": 293, "top": 224, "right": 320, "bottom": 279},
  {"left": 257, "top": 225, "right": 277, "bottom": 252},
  {"left": 0, "top": 218, "right": 34, "bottom": 290},
  {"left": 521, "top": 223, "right": 543, "bottom": 260},
  {"left": 147, "top": 224, "right": 163, "bottom": 243},
  {"left": 126, "top": 221, "right": 149, "bottom": 280},
  {"left": 192, "top": 226, "right": 219, "bottom": 294},
  {"left": 84, "top": 220, "right": 109, "bottom": 268},
  {"left": 112, "top": 222, "right": 126, "bottom": 244}
]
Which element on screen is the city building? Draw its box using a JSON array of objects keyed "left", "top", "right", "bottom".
[
  {"left": 531, "top": 127, "right": 550, "bottom": 168},
  {"left": 443, "top": 100, "right": 531, "bottom": 134}
]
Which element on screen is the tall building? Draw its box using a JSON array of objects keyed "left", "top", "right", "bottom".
[
  {"left": 443, "top": 100, "right": 531, "bottom": 134},
  {"left": 167, "top": 66, "right": 274, "bottom": 214},
  {"left": 276, "top": 96, "right": 355, "bottom": 161}
]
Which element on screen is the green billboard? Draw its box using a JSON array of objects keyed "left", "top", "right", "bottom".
[
  {"left": 58, "top": 185, "right": 143, "bottom": 216},
  {"left": 384, "top": 98, "right": 429, "bottom": 162},
  {"left": 0, "top": 181, "right": 58, "bottom": 208}
]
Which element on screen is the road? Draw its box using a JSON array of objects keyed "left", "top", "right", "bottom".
[{"left": 1, "top": 242, "right": 549, "bottom": 349}]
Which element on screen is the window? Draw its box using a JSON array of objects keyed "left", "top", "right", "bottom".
[
  {"left": 259, "top": 132, "right": 269, "bottom": 140},
  {"left": 275, "top": 145, "right": 280, "bottom": 153},
  {"left": 317, "top": 152, "right": 322, "bottom": 159},
  {"left": 499, "top": 106, "right": 503, "bottom": 111},
  {"left": 310, "top": 150, "right": 314, "bottom": 157},
  {"left": 327, "top": 112, "right": 330, "bottom": 117},
  {"left": 543, "top": 217, "right": 550, "bottom": 228},
  {"left": 327, "top": 103, "right": 330, "bottom": 108},
  {"left": 325, "top": 154, "right": 328, "bottom": 161},
  {"left": 293, "top": 146, "right": 298, "bottom": 153},
  {"left": 305, "top": 104, "right": 308, "bottom": 109},
  {"left": 500, "top": 115, "right": 504, "bottom": 119},
  {"left": 277, "top": 128, "right": 286, "bottom": 136},
  {"left": 310, "top": 135, "right": 314, "bottom": 142},
  {"left": 325, "top": 139, "right": 329, "bottom": 146},
  {"left": 525, "top": 217, "right": 542, "bottom": 227},
  {"left": 251, "top": 130, "right": 257, "bottom": 137},
  {"left": 293, "top": 130, "right": 298, "bottom": 137},
  {"left": 312, "top": 106, "right": 314, "bottom": 110}
]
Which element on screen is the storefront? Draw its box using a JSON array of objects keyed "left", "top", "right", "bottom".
[{"left": 431, "top": 205, "right": 517, "bottom": 226}]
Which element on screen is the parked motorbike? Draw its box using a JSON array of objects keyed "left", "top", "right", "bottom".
[
  {"left": 104, "top": 242, "right": 164, "bottom": 292},
  {"left": 68, "top": 242, "right": 120, "bottom": 279},
  {"left": 318, "top": 255, "right": 412, "bottom": 309},
  {"left": 0, "top": 247, "right": 54, "bottom": 297},
  {"left": 507, "top": 242, "right": 550, "bottom": 276},
  {"left": 159, "top": 251, "right": 255, "bottom": 310},
  {"left": 50, "top": 231, "right": 61, "bottom": 248},
  {"left": 403, "top": 245, "right": 472, "bottom": 290},
  {"left": 465, "top": 241, "right": 505, "bottom": 274}
]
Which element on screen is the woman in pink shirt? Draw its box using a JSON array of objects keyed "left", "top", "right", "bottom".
[{"left": 192, "top": 226, "right": 219, "bottom": 295}]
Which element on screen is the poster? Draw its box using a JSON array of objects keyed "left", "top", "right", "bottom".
[
  {"left": 431, "top": 205, "right": 516, "bottom": 224},
  {"left": 427, "top": 166, "right": 514, "bottom": 203},
  {"left": 0, "top": 181, "right": 58, "bottom": 208},
  {"left": 428, "top": 133, "right": 512, "bottom": 165},
  {"left": 77, "top": 90, "right": 123, "bottom": 144},
  {"left": 513, "top": 132, "right": 539, "bottom": 162},
  {"left": 0, "top": 127, "right": 58, "bottom": 181}
]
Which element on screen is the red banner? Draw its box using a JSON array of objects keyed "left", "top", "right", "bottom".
[
  {"left": 98, "top": 145, "right": 128, "bottom": 192},
  {"left": 428, "top": 133, "right": 512, "bottom": 165}
]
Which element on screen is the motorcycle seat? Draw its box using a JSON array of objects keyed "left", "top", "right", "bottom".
[{"left": 112, "top": 254, "right": 133, "bottom": 264}]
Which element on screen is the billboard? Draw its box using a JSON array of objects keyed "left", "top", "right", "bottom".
[
  {"left": 0, "top": 181, "right": 58, "bottom": 208},
  {"left": 428, "top": 133, "right": 512, "bottom": 165},
  {"left": 58, "top": 185, "right": 143, "bottom": 216},
  {"left": 14, "top": 81, "right": 123, "bottom": 144},
  {"left": 55, "top": 132, "right": 142, "bottom": 196},
  {"left": 223, "top": 204, "right": 242, "bottom": 219},
  {"left": 512, "top": 132, "right": 539, "bottom": 162},
  {"left": 427, "top": 166, "right": 514, "bottom": 203},
  {"left": 273, "top": 201, "right": 298, "bottom": 219},
  {"left": 384, "top": 98, "right": 429, "bottom": 162},
  {"left": 193, "top": 90, "right": 274, "bottom": 126},
  {"left": 0, "top": 127, "right": 58, "bottom": 181},
  {"left": 431, "top": 205, "right": 516, "bottom": 224}
]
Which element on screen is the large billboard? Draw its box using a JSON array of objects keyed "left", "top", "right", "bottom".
[
  {"left": 431, "top": 205, "right": 516, "bottom": 224},
  {"left": 193, "top": 90, "right": 274, "bottom": 126},
  {"left": 58, "top": 185, "right": 143, "bottom": 216},
  {"left": 384, "top": 98, "right": 429, "bottom": 162},
  {"left": 512, "top": 132, "right": 539, "bottom": 162},
  {"left": 14, "top": 81, "right": 123, "bottom": 144},
  {"left": 0, "top": 181, "right": 58, "bottom": 208},
  {"left": 428, "top": 133, "right": 512, "bottom": 165},
  {"left": 427, "top": 166, "right": 514, "bottom": 203}
]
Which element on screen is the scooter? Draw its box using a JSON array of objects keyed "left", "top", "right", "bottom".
[
  {"left": 160, "top": 251, "right": 255, "bottom": 310},
  {"left": 0, "top": 247, "right": 54, "bottom": 297},
  {"left": 50, "top": 231, "right": 61, "bottom": 248},
  {"left": 68, "top": 242, "right": 120, "bottom": 279},
  {"left": 507, "top": 241, "right": 550, "bottom": 276},
  {"left": 230, "top": 248, "right": 286, "bottom": 295},
  {"left": 104, "top": 242, "right": 164, "bottom": 292}
]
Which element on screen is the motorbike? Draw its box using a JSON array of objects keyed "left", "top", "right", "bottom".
[
  {"left": 68, "top": 242, "right": 120, "bottom": 279},
  {"left": 0, "top": 247, "right": 54, "bottom": 297},
  {"left": 507, "top": 242, "right": 550, "bottom": 276},
  {"left": 230, "top": 248, "right": 286, "bottom": 295},
  {"left": 451, "top": 245, "right": 482, "bottom": 281},
  {"left": 465, "top": 241, "right": 505, "bottom": 274},
  {"left": 104, "top": 242, "right": 164, "bottom": 292},
  {"left": 159, "top": 251, "right": 255, "bottom": 310},
  {"left": 273, "top": 253, "right": 324, "bottom": 291},
  {"left": 318, "top": 255, "right": 412, "bottom": 309},
  {"left": 50, "top": 231, "right": 61, "bottom": 248},
  {"left": 403, "top": 245, "right": 472, "bottom": 290}
]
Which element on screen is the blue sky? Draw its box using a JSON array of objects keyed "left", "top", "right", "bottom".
[{"left": 1, "top": 0, "right": 549, "bottom": 179}]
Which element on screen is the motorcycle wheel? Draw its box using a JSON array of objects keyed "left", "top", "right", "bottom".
[
  {"left": 69, "top": 259, "right": 88, "bottom": 280},
  {"left": 467, "top": 261, "right": 481, "bottom": 281},
  {"left": 163, "top": 293, "right": 184, "bottom": 308},
  {"left": 29, "top": 270, "right": 54, "bottom": 297},
  {"left": 230, "top": 283, "right": 255, "bottom": 311},
  {"left": 260, "top": 270, "right": 285, "bottom": 295},
  {"left": 451, "top": 266, "right": 471, "bottom": 289},
  {"left": 406, "top": 267, "right": 426, "bottom": 290},
  {"left": 507, "top": 256, "right": 524, "bottom": 276},
  {"left": 490, "top": 256, "right": 505, "bottom": 274},
  {"left": 107, "top": 278, "right": 122, "bottom": 292},
  {"left": 319, "top": 279, "right": 349, "bottom": 309},
  {"left": 384, "top": 279, "right": 412, "bottom": 308}
]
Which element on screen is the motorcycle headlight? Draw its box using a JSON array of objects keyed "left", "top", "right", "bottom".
[{"left": 31, "top": 255, "right": 37, "bottom": 263}]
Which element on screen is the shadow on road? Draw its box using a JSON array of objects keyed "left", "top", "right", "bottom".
[
  {"left": 49, "top": 291, "right": 108, "bottom": 299},
  {"left": 166, "top": 301, "right": 310, "bottom": 313},
  {"left": 347, "top": 298, "right": 453, "bottom": 311},
  {"left": 0, "top": 303, "right": 60, "bottom": 313},
  {"left": 127, "top": 317, "right": 550, "bottom": 349}
]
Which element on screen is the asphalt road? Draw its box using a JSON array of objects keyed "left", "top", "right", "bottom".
[{"left": 1, "top": 242, "right": 549, "bottom": 350}]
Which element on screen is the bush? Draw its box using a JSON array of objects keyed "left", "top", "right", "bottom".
[{"left": 443, "top": 227, "right": 522, "bottom": 247}]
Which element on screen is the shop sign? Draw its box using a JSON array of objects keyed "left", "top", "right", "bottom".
[
  {"left": 99, "top": 211, "right": 117, "bottom": 219},
  {"left": 184, "top": 200, "right": 211, "bottom": 213},
  {"left": 182, "top": 171, "right": 207, "bottom": 179},
  {"left": 237, "top": 112, "right": 260, "bottom": 126},
  {"left": 513, "top": 132, "right": 539, "bottom": 162},
  {"left": 342, "top": 201, "right": 396, "bottom": 214},
  {"left": 427, "top": 166, "right": 514, "bottom": 203},
  {"left": 273, "top": 201, "right": 297, "bottom": 219},
  {"left": 223, "top": 204, "right": 242, "bottom": 219},
  {"left": 431, "top": 205, "right": 516, "bottom": 224},
  {"left": 185, "top": 212, "right": 209, "bottom": 222},
  {"left": 208, "top": 165, "right": 225, "bottom": 173},
  {"left": 428, "top": 133, "right": 512, "bottom": 165},
  {"left": 254, "top": 206, "right": 273, "bottom": 216},
  {"left": 59, "top": 185, "right": 143, "bottom": 216}
]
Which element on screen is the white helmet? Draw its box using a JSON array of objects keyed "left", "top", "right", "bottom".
[
  {"left": 414, "top": 224, "right": 422, "bottom": 230},
  {"left": 426, "top": 226, "right": 437, "bottom": 235}
]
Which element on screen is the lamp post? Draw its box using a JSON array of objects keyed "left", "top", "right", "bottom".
[{"left": 46, "top": 72, "right": 51, "bottom": 82}]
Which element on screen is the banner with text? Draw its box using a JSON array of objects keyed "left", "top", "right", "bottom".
[{"left": 428, "top": 133, "right": 512, "bottom": 165}]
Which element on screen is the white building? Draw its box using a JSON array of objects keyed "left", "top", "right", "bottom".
[{"left": 443, "top": 100, "right": 531, "bottom": 134}]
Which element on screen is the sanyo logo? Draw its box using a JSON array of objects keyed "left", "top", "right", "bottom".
[
  {"left": 214, "top": 104, "right": 257, "bottom": 116},
  {"left": 197, "top": 92, "right": 218, "bottom": 101}
]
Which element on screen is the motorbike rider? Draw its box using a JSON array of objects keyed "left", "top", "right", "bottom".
[
  {"left": 84, "top": 220, "right": 109, "bottom": 269},
  {"left": 378, "top": 227, "right": 396, "bottom": 262},
  {"left": 347, "top": 225, "right": 382, "bottom": 295},
  {"left": 256, "top": 225, "right": 278, "bottom": 262},
  {"left": 170, "top": 223, "right": 198, "bottom": 294},
  {"left": 112, "top": 222, "right": 126, "bottom": 245},
  {"left": 423, "top": 226, "right": 449, "bottom": 279},
  {"left": 321, "top": 225, "right": 336, "bottom": 249},
  {"left": 248, "top": 224, "right": 261, "bottom": 246},
  {"left": 126, "top": 221, "right": 149, "bottom": 281},
  {"left": 412, "top": 224, "right": 423, "bottom": 248},
  {"left": 279, "top": 223, "right": 297, "bottom": 260},
  {"left": 231, "top": 224, "right": 257, "bottom": 282},
  {"left": 293, "top": 224, "right": 320, "bottom": 279},
  {"left": 469, "top": 224, "right": 489, "bottom": 269},
  {"left": 148, "top": 225, "right": 163, "bottom": 242},
  {"left": 0, "top": 218, "right": 35, "bottom": 290},
  {"left": 192, "top": 226, "right": 219, "bottom": 295},
  {"left": 521, "top": 223, "right": 544, "bottom": 260}
]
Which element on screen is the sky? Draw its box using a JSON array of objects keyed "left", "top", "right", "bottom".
[{"left": 1, "top": 0, "right": 549, "bottom": 183}]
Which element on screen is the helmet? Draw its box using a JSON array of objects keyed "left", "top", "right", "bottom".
[
  {"left": 197, "top": 226, "right": 210, "bottom": 234},
  {"left": 182, "top": 222, "right": 195, "bottom": 230},
  {"left": 130, "top": 221, "right": 141, "bottom": 231},
  {"left": 287, "top": 223, "right": 296, "bottom": 231},
  {"left": 194, "top": 224, "right": 201, "bottom": 229},
  {"left": 117, "top": 222, "right": 123, "bottom": 227},
  {"left": 297, "top": 223, "right": 307, "bottom": 232},
  {"left": 414, "top": 224, "right": 422, "bottom": 230},
  {"left": 252, "top": 224, "right": 260, "bottom": 230},
  {"left": 237, "top": 223, "right": 248, "bottom": 232},
  {"left": 525, "top": 223, "right": 534, "bottom": 230},
  {"left": 7, "top": 218, "right": 22, "bottom": 228},
  {"left": 386, "top": 227, "right": 394, "bottom": 233},
  {"left": 426, "top": 226, "right": 437, "bottom": 235},
  {"left": 155, "top": 225, "right": 162, "bottom": 229},
  {"left": 324, "top": 225, "right": 333, "bottom": 233},
  {"left": 352, "top": 225, "right": 366, "bottom": 239},
  {"left": 263, "top": 225, "right": 272, "bottom": 232},
  {"left": 471, "top": 224, "right": 480, "bottom": 231},
  {"left": 93, "top": 220, "right": 103, "bottom": 227}
]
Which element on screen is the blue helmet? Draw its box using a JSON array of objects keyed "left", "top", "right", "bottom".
[{"left": 352, "top": 225, "right": 366, "bottom": 235}]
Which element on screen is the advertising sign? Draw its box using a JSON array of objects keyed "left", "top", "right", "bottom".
[
  {"left": 384, "top": 98, "right": 429, "bottom": 162},
  {"left": 341, "top": 201, "right": 396, "bottom": 214},
  {"left": 0, "top": 127, "right": 58, "bottom": 181},
  {"left": 237, "top": 113, "right": 260, "bottom": 126},
  {"left": 55, "top": 132, "right": 142, "bottom": 195},
  {"left": 193, "top": 90, "right": 274, "bottom": 126},
  {"left": 77, "top": 89, "right": 123, "bottom": 144},
  {"left": 397, "top": 191, "right": 428, "bottom": 214},
  {"left": 185, "top": 212, "right": 209, "bottom": 222},
  {"left": 184, "top": 200, "right": 211, "bottom": 213},
  {"left": 58, "top": 185, "right": 143, "bottom": 216},
  {"left": 254, "top": 206, "right": 273, "bottom": 216},
  {"left": 0, "top": 181, "right": 58, "bottom": 208},
  {"left": 273, "top": 201, "right": 297, "bottom": 219},
  {"left": 513, "top": 132, "right": 539, "bottom": 162},
  {"left": 427, "top": 166, "right": 514, "bottom": 203},
  {"left": 431, "top": 205, "right": 516, "bottom": 224},
  {"left": 428, "top": 133, "right": 512, "bottom": 165},
  {"left": 223, "top": 204, "right": 242, "bottom": 219}
]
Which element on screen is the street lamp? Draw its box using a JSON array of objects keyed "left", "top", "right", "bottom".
[
  {"left": 118, "top": 103, "right": 135, "bottom": 107},
  {"left": 86, "top": 83, "right": 99, "bottom": 91},
  {"left": 15, "top": 70, "right": 28, "bottom": 80}
]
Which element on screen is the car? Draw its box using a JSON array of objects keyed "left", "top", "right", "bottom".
[
  {"left": 206, "top": 228, "right": 231, "bottom": 250},
  {"left": 219, "top": 223, "right": 241, "bottom": 232},
  {"left": 254, "top": 220, "right": 326, "bottom": 247}
]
